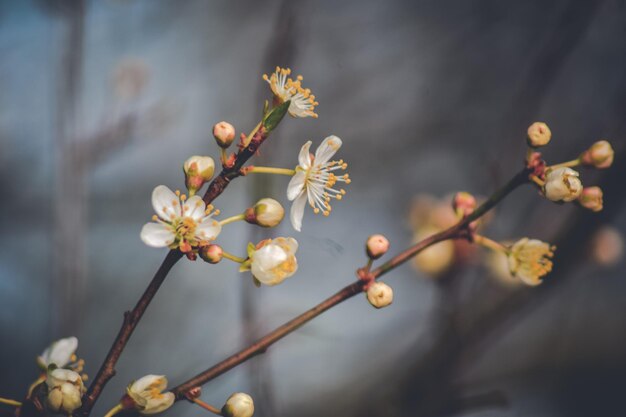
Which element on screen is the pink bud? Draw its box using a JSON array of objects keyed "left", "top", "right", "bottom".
[
  {"left": 212, "top": 121, "right": 236, "bottom": 148},
  {"left": 578, "top": 186, "right": 603, "bottom": 212},
  {"left": 581, "top": 140, "right": 614, "bottom": 169},
  {"left": 200, "top": 244, "right": 223, "bottom": 264},
  {"left": 366, "top": 234, "right": 390, "bottom": 259},
  {"left": 452, "top": 192, "right": 477, "bottom": 216}
]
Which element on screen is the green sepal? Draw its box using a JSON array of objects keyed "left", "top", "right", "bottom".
[
  {"left": 252, "top": 276, "right": 262, "bottom": 288},
  {"left": 239, "top": 259, "right": 252, "bottom": 273},
  {"left": 246, "top": 242, "right": 256, "bottom": 258},
  {"left": 262, "top": 100, "right": 290, "bottom": 132}
]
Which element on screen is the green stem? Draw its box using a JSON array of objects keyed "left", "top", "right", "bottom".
[
  {"left": 192, "top": 398, "right": 222, "bottom": 415},
  {"left": 474, "top": 234, "right": 508, "bottom": 254},
  {"left": 222, "top": 251, "right": 246, "bottom": 264},
  {"left": 103, "top": 403, "right": 124, "bottom": 417},
  {"left": 218, "top": 214, "right": 246, "bottom": 226},
  {"left": 247, "top": 166, "right": 296, "bottom": 176},
  {"left": 0, "top": 397, "right": 22, "bottom": 407},
  {"left": 548, "top": 158, "right": 581, "bottom": 170}
]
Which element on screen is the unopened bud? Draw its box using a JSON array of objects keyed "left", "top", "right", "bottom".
[
  {"left": 581, "top": 140, "right": 614, "bottom": 169},
  {"left": 221, "top": 392, "right": 254, "bottom": 417},
  {"left": 245, "top": 198, "right": 284, "bottom": 228},
  {"left": 366, "top": 234, "right": 390, "bottom": 259},
  {"left": 527, "top": 122, "right": 552, "bottom": 148},
  {"left": 578, "top": 186, "right": 603, "bottom": 212},
  {"left": 366, "top": 281, "right": 393, "bottom": 309},
  {"left": 543, "top": 167, "right": 583, "bottom": 202},
  {"left": 213, "top": 121, "right": 236, "bottom": 148},
  {"left": 200, "top": 244, "right": 223, "bottom": 264},
  {"left": 184, "top": 156, "right": 215, "bottom": 195},
  {"left": 590, "top": 227, "right": 623, "bottom": 267},
  {"left": 452, "top": 192, "right": 476, "bottom": 217}
]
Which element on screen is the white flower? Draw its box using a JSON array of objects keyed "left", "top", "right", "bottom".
[
  {"left": 46, "top": 368, "right": 85, "bottom": 414},
  {"left": 507, "top": 238, "right": 555, "bottom": 286},
  {"left": 249, "top": 237, "right": 298, "bottom": 286},
  {"left": 543, "top": 167, "right": 583, "bottom": 202},
  {"left": 263, "top": 67, "right": 318, "bottom": 119},
  {"left": 221, "top": 392, "right": 255, "bottom": 417},
  {"left": 140, "top": 185, "right": 221, "bottom": 253},
  {"left": 366, "top": 282, "right": 393, "bottom": 309},
  {"left": 38, "top": 337, "right": 78, "bottom": 369},
  {"left": 127, "top": 375, "right": 175, "bottom": 415},
  {"left": 287, "top": 136, "right": 350, "bottom": 231}
]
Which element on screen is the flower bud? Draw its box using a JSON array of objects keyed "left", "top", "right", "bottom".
[
  {"left": 221, "top": 392, "right": 255, "bottom": 417},
  {"left": 581, "top": 140, "right": 614, "bottom": 169},
  {"left": 184, "top": 156, "right": 215, "bottom": 195},
  {"left": 245, "top": 198, "right": 285, "bottom": 228},
  {"left": 543, "top": 167, "right": 583, "bottom": 202},
  {"left": 366, "top": 234, "right": 390, "bottom": 259},
  {"left": 200, "top": 244, "right": 223, "bottom": 264},
  {"left": 527, "top": 122, "right": 552, "bottom": 148},
  {"left": 452, "top": 192, "right": 477, "bottom": 217},
  {"left": 578, "top": 186, "right": 603, "bottom": 212},
  {"left": 590, "top": 227, "right": 623, "bottom": 267},
  {"left": 412, "top": 226, "right": 455, "bottom": 276},
  {"left": 46, "top": 369, "right": 85, "bottom": 414},
  {"left": 213, "top": 121, "right": 236, "bottom": 148},
  {"left": 126, "top": 375, "right": 175, "bottom": 415},
  {"left": 366, "top": 281, "right": 393, "bottom": 309}
]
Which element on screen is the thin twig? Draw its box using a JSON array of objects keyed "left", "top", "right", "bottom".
[{"left": 170, "top": 169, "right": 529, "bottom": 399}]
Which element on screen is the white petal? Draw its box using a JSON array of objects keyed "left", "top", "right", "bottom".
[
  {"left": 195, "top": 219, "right": 222, "bottom": 241},
  {"left": 314, "top": 135, "right": 342, "bottom": 166},
  {"left": 140, "top": 223, "right": 176, "bottom": 247},
  {"left": 289, "top": 192, "right": 307, "bottom": 232},
  {"left": 298, "top": 141, "right": 312, "bottom": 169},
  {"left": 43, "top": 337, "right": 78, "bottom": 368},
  {"left": 287, "top": 171, "right": 307, "bottom": 201},
  {"left": 183, "top": 195, "right": 206, "bottom": 221},
  {"left": 284, "top": 237, "right": 299, "bottom": 254},
  {"left": 131, "top": 375, "right": 168, "bottom": 395},
  {"left": 141, "top": 393, "right": 175, "bottom": 415},
  {"left": 151, "top": 185, "right": 181, "bottom": 221}
]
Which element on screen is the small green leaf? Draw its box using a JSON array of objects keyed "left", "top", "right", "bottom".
[{"left": 262, "top": 100, "right": 290, "bottom": 132}]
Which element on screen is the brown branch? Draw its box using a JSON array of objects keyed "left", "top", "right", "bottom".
[
  {"left": 170, "top": 169, "right": 530, "bottom": 399},
  {"left": 80, "top": 127, "right": 271, "bottom": 415}
]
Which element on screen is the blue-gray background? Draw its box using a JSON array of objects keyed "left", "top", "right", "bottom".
[{"left": 1, "top": 1, "right": 625, "bottom": 416}]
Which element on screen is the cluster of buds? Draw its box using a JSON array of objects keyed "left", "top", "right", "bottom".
[
  {"left": 361, "top": 234, "right": 394, "bottom": 308},
  {"left": 525, "top": 122, "right": 613, "bottom": 211}
]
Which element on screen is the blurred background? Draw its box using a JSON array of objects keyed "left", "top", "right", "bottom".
[{"left": 1, "top": 0, "right": 625, "bottom": 416}]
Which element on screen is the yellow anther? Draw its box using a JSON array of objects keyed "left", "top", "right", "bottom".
[
  {"left": 323, "top": 210, "right": 330, "bottom": 216},
  {"left": 180, "top": 194, "right": 187, "bottom": 201},
  {"left": 313, "top": 208, "right": 320, "bottom": 214},
  {"left": 175, "top": 190, "right": 181, "bottom": 196},
  {"left": 341, "top": 189, "right": 346, "bottom": 195},
  {"left": 81, "top": 374, "right": 88, "bottom": 381},
  {"left": 70, "top": 354, "right": 77, "bottom": 362},
  {"left": 152, "top": 215, "right": 158, "bottom": 221},
  {"left": 336, "top": 195, "right": 343, "bottom": 200},
  {"left": 213, "top": 209, "right": 220, "bottom": 216}
]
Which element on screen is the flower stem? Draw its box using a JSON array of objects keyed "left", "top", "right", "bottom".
[
  {"left": 474, "top": 234, "right": 509, "bottom": 254},
  {"left": 247, "top": 166, "right": 296, "bottom": 176},
  {"left": 27, "top": 375, "right": 46, "bottom": 398},
  {"left": 192, "top": 398, "right": 222, "bottom": 415},
  {"left": 548, "top": 158, "right": 581, "bottom": 170},
  {"left": 243, "top": 122, "right": 262, "bottom": 147},
  {"left": 221, "top": 251, "right": 247, "bottom": 264},
  {"left": 102, "top": 403, "right": 124, "bottom": 417},
  {"left": 529, "top": 175, "right": 545, "bottom": 187},
  {"left": 219, "top": 214, "right": 246, "bottom": 226},
  {"left": 0, "top": 397, "right": 22, "bottom": 407}
]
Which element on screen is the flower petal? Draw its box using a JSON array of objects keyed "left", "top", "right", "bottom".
[
  {"left": 289, "top": 192, "right": 307, "bottom": 232},
  {"left": 195, "top": 219, "right": 222, "bottom": 241},
  {"left": 44, "top": 337, "right": 78, "bottom": 368},
  {"left": 298, "top": 141, "right": 312, "bottom": 169},
  {"left": 287, "top": 171, "right": 307, "bottom": 201},
  {"left": 151, "top": 185, "right": 181, "bottom": 221},
  {"left": 314, "top": 135, "right": 342, "bottom": 166},
  {"left": 131, "top": 375, "right": 168, "bottom": 395},
  {"left": 183, "top": 195, "right": 206, "bottom": 221},
  {"left": 140, "top": 223, "right": 175, "bottom": 247},
  {"left": 142, "top": 392, "right": 175, "bottom": 415}
]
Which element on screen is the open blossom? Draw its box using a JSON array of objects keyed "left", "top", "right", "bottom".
[
  {"left": 46, "top": 368, "right": 85, "bottom": 414},
  {"left": 249, "top": 237, "right": 298, "bottom": 286},
  {"left": 543, "top": 167, "right": 582, "bottom": 202},
  {"left": 263, "top": 67, "right": 318, "bottom": 118},
  {"left": 126, "top": 375, "right": 175, "bottom": 415},
  {"left": 222, "top": 393, "right": 255, "bottom": 417},
  {"left": 507, "top": 238, "right": 555, "bottom": 286},
  {"left": 38, "top": 336, "right": 78, "bottom": 369},
  {"left": 287, "top": 136, "right": 350, "bottom": 231},
  {"left": 140, "top": 185, "right": 221, "bottom": 253}
]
